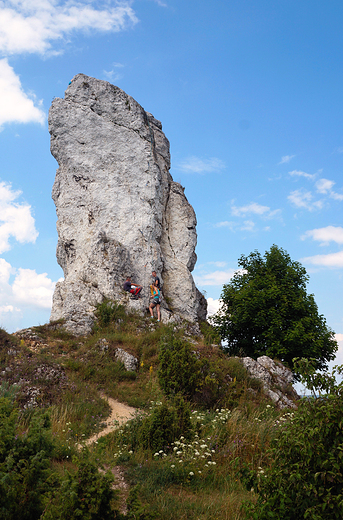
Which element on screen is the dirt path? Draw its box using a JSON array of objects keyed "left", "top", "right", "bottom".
[{"left": 83, "top": 394, "right": 137, "bottom": 446}]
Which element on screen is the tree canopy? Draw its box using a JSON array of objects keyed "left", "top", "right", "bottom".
[{"left": 212, "top": 245, "right": 337, "bottom": 373}]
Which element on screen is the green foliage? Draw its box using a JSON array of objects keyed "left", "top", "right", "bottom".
[
  {"left": 95, "top": 299, "right": 126, "bottom": 328},
  {"left": 246, "top": 363, "right": 343, "bottom": 520},
  {"left": 158, "top": 332, "right": 203, "bottom": 399},
  {"left": 0, "top": 398, "right": 56, "bottom": 520},
  {"left": 212, "top": 245, "right": 337, "bottom": 373},
  {"left": 140, "top": 396, "right": 193, "bottom": 451},
  {"left": 0, "top": 381, "right": 19, "bottom": 400},
  {"left": 199, "top": 321, "right": 221, "bottom": 346},
  {"left": 42, "top": 459, "right": 120, "bottom": 520}
]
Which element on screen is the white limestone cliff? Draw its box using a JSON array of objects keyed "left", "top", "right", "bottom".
[{"left": 49, "top": 74, "right": 206, "bottom": 334}]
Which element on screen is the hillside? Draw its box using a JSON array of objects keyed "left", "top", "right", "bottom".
[{"left": 1, "top": 303, "right": 339, "bottom": 519}]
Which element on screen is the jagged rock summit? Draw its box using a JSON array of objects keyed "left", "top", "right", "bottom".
[{"left": 49, "top": 74, "right": 206, "bottom": 335}]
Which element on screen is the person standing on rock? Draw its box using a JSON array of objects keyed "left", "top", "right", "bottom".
[
  {"left": 149, "top": 280, "right": 161, "bottom": 321},
  {"left": 123, "top": 276, "right": 142, "bottom": 299},
  {"left": 152, "top": 271, "right": 160, "bottom": 289}
]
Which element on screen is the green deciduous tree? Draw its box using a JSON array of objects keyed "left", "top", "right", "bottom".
[{"left": 212, "top": 245, "right": 337, "bottom": 373}]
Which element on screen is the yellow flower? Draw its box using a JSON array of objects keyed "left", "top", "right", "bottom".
[
  {"left": 149, "top": 365, "right": 153, "bottom": 374},
  {"left": 140, "top": 361, "right": 144, "bottom": 367}
]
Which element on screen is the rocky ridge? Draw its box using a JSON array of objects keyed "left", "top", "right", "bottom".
[{"left": 49, "top": 74, "right": 206, "bottom": 335}]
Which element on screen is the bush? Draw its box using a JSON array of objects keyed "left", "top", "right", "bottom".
[
  {"left": 246, "top": 363, "right": 343, "bottom": 519},
  {"left": 158, "top": 332, "right": 203, "bottom": 399},
  {"left": 42, "top": 460, "right": 121, "bottom": 520},
  {"left": 95, "top": 299, "right": 126, "bottom": 328},
  {"left": 139, "top": 396, "right": 193, "bottom": 451}
]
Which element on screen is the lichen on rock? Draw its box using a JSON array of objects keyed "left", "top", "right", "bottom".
[{"left": 49, "top": 74, "right": 206, "bottom": 334}]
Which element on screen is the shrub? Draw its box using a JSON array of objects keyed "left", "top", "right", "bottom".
[
  {"left": 95, "top": 299, "right": 126, "bottom": 328},
  {"left": 246, "top": 362, "right": 343, "bottom": 519},
  {"left": 42, "top": 459, "right": 121, "bottom": 520},
  {"left": 158, "top": 332, "right": 203, "bottom": 399},
  {"left": 139, "top": 396, "right": 193, "bottom": 451}
]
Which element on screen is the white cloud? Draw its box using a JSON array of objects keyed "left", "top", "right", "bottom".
[
  {"left": 279, "top": 155, "right": 295, "bottom": 164},
  {"left": 0, "top": 257, "right": 56, "bottom": 310},
  {"left": 0, "top": 0, "right": 138, "bottom": 56},
  {"left": 241, "top": 220, "right": 255, "bottom": 231},
  {"left": 316, "top": 178, "right": 335, "bottom": 194},
  {"left": 208, "top": 261, "right": 228, "bottom": 268},
  {"left": 103, "top": 70, "right": 123, "bottom": 82},
  {"left": 194, "top": 269, "right": 237, "bottom": 286},
  {"left": 206, "top": 297, "right": 222, "bottom": 317},
  {"left": 289, "top": 169, "right": 315, "bottom": 180},
  {"left": 214, "top": 221, "right": 235, "bottom": 229},
  {"left": 301, "top": 251, "right": 343, "bottom": 268},
  {"left": 0, "top": 59, "right": 45, "bottom": 126},
  {"left": 176, "top": 156, "right": 225, "bottom": 174},
  {"left": 0, "top": 181, "right": 38, "bottom": 253},
  {"left": 231, "top": 202, "right": 279, "bottom": 219},
  {"left": 12, "top": 268, "right": 55, "bottom": 308},
  {"left": 302, "top": 226, "right": 343, "bottom": 245},
  {"left": 287, "top": 189, "right": 323, "bottom": 211},
  {"left": 330, "top": 191, "right": 343, "bottom": 201},
  {"left": 314, "top": 178, "right": 343, "bottom": 201}
]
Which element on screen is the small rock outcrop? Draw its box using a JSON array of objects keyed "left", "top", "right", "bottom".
[
  {"left": 115, "top": 348, "right": 138, "bottom": 372},
  {"left": 242, "top": 356, "right": 299, "bottom": 408},
  {"left": 49, "top": 74, "right": 206, "bottom": 335}
]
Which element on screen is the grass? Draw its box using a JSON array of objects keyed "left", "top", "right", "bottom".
[{"left": 0, "top": 311, "right": 298, "bottom": 519}]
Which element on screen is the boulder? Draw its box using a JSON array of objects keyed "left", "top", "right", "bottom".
[
  {"left": 49, "top": 74, "right": 206, "bottom": 335},
  {"left": 115, "top": 348, "right": 138, "bottom": 372},
  {"left": 242, "top": 356, "right": 299, "bottom": 408}
]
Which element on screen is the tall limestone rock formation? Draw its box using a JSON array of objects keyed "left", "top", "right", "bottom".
[{"left": 49, "top": 74, "right": 207, "bottom": 335}]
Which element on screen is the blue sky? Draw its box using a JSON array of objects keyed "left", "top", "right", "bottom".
[{"left": 0, "top": 0, "right": 342, "bottom": 368}]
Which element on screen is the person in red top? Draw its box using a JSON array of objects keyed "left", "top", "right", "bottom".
[{"left": 123, "top": 276, "right": 142, "bottom": 299}]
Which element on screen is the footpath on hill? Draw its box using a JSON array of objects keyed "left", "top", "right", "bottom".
[{"left": 82, "top": 394, "right": 137, "bottom": 447}]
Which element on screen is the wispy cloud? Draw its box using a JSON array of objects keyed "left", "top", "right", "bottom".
[
  {"left": 176, "top": 156, "right": 225, "bottom": 174},
  {"left": 301, "top": 251, "right": 343, "bottom": 268},
  {"left": 302, "top": 226, "right": 343, "bottom": 245},
  {"left": 0, "top": 59, "right": 45, "bottom": 127},
  {"left": 315, "top": 178, "right": 343, "bottom": 200},
  {"left": 241, "top": 220, "right": 255, "bottom": 231},
  {"left": 214, "top": 221, "right": 235, "bottom": 229},
  {"left": 316, "top": 178, "right": 335, "bottom": 193},
  {"left": 231, "top": 202, "right": 280, "bottom": 219},
  {"left": 194, "top": 269, "right": 237, "bottom": 286},
  {"left": 0, "top": 181, "right": 38, "bottom": 253},
  {"left": 0, "top": 0, "right": 138, "bottom": 56},
  {"left": 289, "top": 169, "right": 315, "bottom": 180},
  {"left": 288, "top": 189, "right": 323, "bottom": 211},
  {"left": 279, "top": 155, "right": 295, "bottom": 164}
]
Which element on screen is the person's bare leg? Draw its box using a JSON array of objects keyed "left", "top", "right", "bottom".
[
  {"left": 157, "top": 304, "right": 161, "bottom": 321},
  {"left": 149, "top": 303, "right": 154, "bottom": 317}
]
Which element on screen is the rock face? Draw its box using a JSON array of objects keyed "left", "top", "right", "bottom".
[
  {"left": 242, "top": 356, "right": 299, "bottom": 408},
  {"left": 49, "top": 74, "right": 206, "bottom": 335}
]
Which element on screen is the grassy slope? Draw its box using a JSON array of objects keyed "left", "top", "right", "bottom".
[{"left": 0, "top": 309, "right": 297, "bottom": 519}]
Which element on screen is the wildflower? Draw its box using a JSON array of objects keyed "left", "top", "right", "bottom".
[
  {"left": 198, "top": 471, "right": 202, "bottom": 474},
  {"left": 189, "top": 472, "right": 194, "bottom": 476},
  {"left": 171, "top": 465, "right": 175, "bottom": 468},
  {"left": 154, "top": 453, "right": 159, "bottom": 457},
  {"left": 179, "top": 460, "right": 183, "bottom": 463},
  {"left": 149, "top": 365, "right": 153, "bottom": 374}
]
